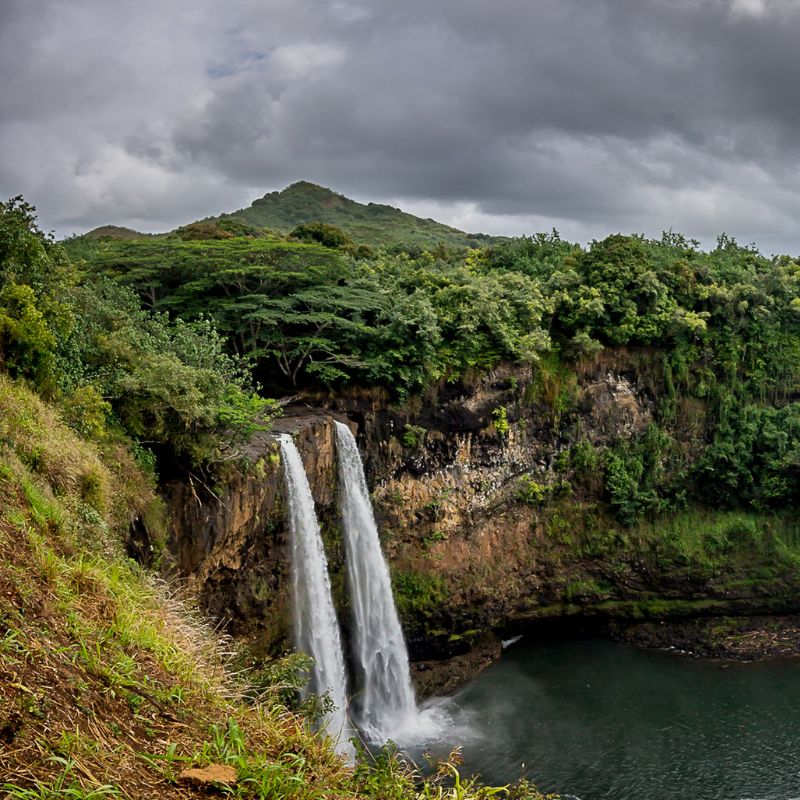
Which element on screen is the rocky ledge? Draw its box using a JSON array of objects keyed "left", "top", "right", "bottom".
[{"left": 607, "top": 614, "right": 800, "bottom": 662}]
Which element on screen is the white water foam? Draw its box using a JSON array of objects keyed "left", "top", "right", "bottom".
[{"left": 335, "top": 421, "right": 452, "bottom": 746}]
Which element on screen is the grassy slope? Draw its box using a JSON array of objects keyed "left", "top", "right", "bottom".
[
  {"left": 222, "top": 182, "right": 500, "bottom": 249},
  {"left": 0, "top": 374, "right": 550, "bottom": 800}
]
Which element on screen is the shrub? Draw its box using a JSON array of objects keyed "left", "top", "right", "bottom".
[
  {"left": 492, "top": 406, "right": 509, "bottom": 437},
  {"left": 402, "top": 424, "right": 427, "bottom": 448},
  {"left": 515, "top": 476, "right": 548, "bottom": 506}
]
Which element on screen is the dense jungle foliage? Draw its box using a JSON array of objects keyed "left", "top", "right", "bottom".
[
  {"left": 0, "top": 197, "right": 279, "bottom": 466},
  {"left": 62, "top": 205, "right": 800, "bottom": 526}
]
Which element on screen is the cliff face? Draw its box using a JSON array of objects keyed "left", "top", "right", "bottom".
[
  {"left": 165, "top": 412, "right": 352, "bottom": 654},
  {"left": 164, "top": 351, "right": 800, "bottom": 667},
  {"left": 331, "top": 356, "right": 661, "bottom": 653}
]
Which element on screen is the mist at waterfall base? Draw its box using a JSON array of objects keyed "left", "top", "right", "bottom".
[
  {"left": 414, "top": 636, "right": 800, "bottom": 800},
  {"left": 277, "top": 434, "right": 354, "bottom": 758},
  {"left": 334, "top": 421, "right": 447, "bottom": 746}
]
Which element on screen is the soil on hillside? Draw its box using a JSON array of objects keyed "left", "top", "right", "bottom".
[{"left": 0, "top": 512, "right": 226, "bottom": 797}]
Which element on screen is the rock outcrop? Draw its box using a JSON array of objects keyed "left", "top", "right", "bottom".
[
  {"left": 163, "top": 350, "right": 800, "bottom": 685},
  {"left": 165, "top": 412, "right": 352, "bottom": 654}
]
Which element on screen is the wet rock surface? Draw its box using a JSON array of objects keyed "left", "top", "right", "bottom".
[
  {"left": 163, "top": 409, "right": 354, "bottom": 654},
  {"left": 412, "top": 632, "right": 502, "bottom": 698},
  {"left": 162, "top": 353, "right": 800, "bottom": 683},
  {"left": 608, "top": 614, "right": 800, "bottom": 661}
]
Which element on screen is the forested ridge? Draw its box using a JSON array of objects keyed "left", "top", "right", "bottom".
[{"left": 63, "top": 198, "right": 800, "bottom": 526}]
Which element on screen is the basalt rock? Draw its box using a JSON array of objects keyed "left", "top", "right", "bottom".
[
  {"left": 164, "top": 410, "right": 353, "bottom": 655},
  {"left": 163, "top": 352, "right": 800, "bottom": 683}
]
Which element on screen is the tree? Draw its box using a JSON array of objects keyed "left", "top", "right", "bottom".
[{"left": 290, "top": 222, "right": 353, "bottom": 249}]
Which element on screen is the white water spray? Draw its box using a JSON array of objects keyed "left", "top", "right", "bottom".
[
  {"left": 334, "top": 421, "right": 419, "bottom": 741},
  {"left": 278, "top": 434, "right": 354, "bottom": 758}
]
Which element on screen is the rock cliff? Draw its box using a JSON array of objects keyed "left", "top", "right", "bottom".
[
  {"left": 165, "top": 412, "right": 352, "bottom": 655},
  {"left": 164, "top": 350, "right": 800, "bottom": 683}
]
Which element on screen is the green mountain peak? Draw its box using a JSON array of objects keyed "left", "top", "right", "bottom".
[{"left": 224, "top": 181, "right": 499, "bottom": 249}]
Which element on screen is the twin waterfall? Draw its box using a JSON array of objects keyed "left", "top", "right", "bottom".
[{"left": 278, "top": 423, "right": 418, "bottom": 755}]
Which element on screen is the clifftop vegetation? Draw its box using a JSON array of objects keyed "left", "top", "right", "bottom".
[
  {"left": 66, "top": 200, "right": 800, "bottom": 526},
  {"left": 1, "top": 197, "right": 279, "bottom": 466}
]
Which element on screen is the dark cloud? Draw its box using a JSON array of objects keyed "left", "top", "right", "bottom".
[{"left": 2, "top": 0, "right": 800, "bottom": 252}]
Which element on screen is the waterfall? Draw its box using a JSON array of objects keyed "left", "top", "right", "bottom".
[
  {"left": 278, "top": 434, "right": 354, "bottom": 758},
  {"left": 334, "top": 421, "right": 418, "bottom": 741}
]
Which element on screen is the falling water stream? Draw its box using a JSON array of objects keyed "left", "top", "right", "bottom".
[
  {"left": 278, "top": 434, "right": 354, "bottom": 758},
  {"left": 334, "top": 421, "right": 419, "bottom": 742}
]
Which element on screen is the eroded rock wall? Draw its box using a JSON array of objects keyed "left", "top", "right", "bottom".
[
  {"left": 165, "top": 412, "right": 352, "bottom": 654},
  {"left": 164, "top": 350, "right": 800, "bottom": 669},
  {"left": 328, "top": 356, "right": 663, "bottom": 654}
]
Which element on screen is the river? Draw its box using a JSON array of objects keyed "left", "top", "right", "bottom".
[{"left": 416, "top": 636, "right": 800, "bottom": 800}]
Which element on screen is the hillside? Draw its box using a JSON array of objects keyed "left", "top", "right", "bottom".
[
  {"left": 220, "top": 181, "right": 500, "bottom": 249},
  {"left": 2, "top": 372, "right": 545, "bottom": 799},
  {"left": 65, "top": 182, "right": 501, "bottom": 253},
  {"left": 81, "top": 225, "right": 149, "bottom": 241}
]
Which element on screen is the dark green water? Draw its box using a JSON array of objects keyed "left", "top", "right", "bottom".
[{"left": 420, "top": 637, "right": 800, "bottom": 800}]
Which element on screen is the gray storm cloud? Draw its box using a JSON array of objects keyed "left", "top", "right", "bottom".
[{"left": 2, "top": 0, "right": 800, "bottom": 253}]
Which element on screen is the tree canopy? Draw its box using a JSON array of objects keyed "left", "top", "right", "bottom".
[
  {"left": 59, "top": 203, "right": 800, "bottom": 520},
  {"left": 1, "top": 198, "right": 278, "bottom": 463}
]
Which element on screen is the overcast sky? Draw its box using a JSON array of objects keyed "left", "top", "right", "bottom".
[{"left": 2, "top": 0, "right": 800, "bottom": 253}]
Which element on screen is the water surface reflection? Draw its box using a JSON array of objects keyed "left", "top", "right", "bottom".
[{"left": 414, "top": 637, "right": 800, "bottom": 800}]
